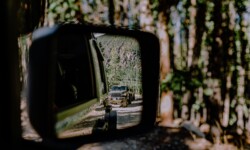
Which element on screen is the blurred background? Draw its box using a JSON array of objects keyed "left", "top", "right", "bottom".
[{"left": 17, "top": 0, "right": 250, "bottom": 149}]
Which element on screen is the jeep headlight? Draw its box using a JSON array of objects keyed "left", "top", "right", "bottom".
[{"left": 121, "top": 93, "right": 127, "bottom": 97}]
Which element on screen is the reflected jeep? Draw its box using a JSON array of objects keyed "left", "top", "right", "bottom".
[{"left": 104, "top": 85, "right": 135, "bottom": 107}]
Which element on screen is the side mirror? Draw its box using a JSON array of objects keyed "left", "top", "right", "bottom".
[{"left": 27, "top": 23, "right": 160, "bottom": 148}]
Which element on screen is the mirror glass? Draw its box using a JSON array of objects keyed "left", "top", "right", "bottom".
[{"left": 54, "top": 32, "right": 143, "bottom": 138}]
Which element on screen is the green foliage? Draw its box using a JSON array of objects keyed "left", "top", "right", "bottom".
[
  {"left": 192, "top": 101, "right": 205, "bottom": 111},
  {"left": 96, "top": 35, "right": 142, "bottom": 94},
  {"left": 161, "top": 68, "right": 202, "bottom": 109},
  {"left": 48, "top": 0, "right": 82, "bottom": 23},
  {"left": 229, "top": 112, "right": 237, "bottom": 126},
  {"left": 235, "top": 0, "right": 247, "bottom": 13},
  {"left": 150, "top": 0, "right": 159, "bottom": 21},
  {"left": 161, "top": 69, "right": 205, "bottom": 114},
  {"left": 197, "top": 0, "right": 205, "bottom": 4},
  {"left": 161, "top": 70, "right": 202, "bottom": 94},
  {"left": 203, "top": 88, "right": 213, "bottom": 96}
]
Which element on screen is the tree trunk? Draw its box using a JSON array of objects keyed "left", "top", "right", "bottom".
[{"left": 157, "top": 0, "right": 174, "bottom": 125}]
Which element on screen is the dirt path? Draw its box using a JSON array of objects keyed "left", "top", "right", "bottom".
[
  {"left": 77, "top": 126, "right": 240, "bottom": 150},
  {"left": 58, "top": 99, "right": 143, "bottom": 138}
]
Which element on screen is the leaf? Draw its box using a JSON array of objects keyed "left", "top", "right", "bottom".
[
  {"left": 190, "top": 78, "right": 202, "bottom": 88},
  {"left": 49, "top": 2, "right": 57, "bottom": 10},
  {"left": 163, "top": 72, "right": 174, "bottom": 83},
  {"left": 193, "top": 104, "right": 200, "bottom": 111},
  {"left": 171, "top": 82, "right": 182, "bottom": 92},
  {"left": 204, "top": 88, "right": 213, "bottom": 96},
  {"left": 160, "top": 83, "right": 168, "bottom": 92},
  {"left": 229, "top": 113, "right": 237, "bottom": 126}
]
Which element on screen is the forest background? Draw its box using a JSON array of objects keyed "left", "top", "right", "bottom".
[{"left": 17, "top": 0, "right": 250, "bottom": 148}]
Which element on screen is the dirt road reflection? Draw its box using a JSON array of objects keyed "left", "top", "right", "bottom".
[{"left": 58, "top": 99, "right": 142, "bottom": 138}]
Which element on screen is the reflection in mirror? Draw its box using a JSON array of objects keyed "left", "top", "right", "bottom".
[{"left": 55, "top": 33, "right": 142, "bottom": 138}]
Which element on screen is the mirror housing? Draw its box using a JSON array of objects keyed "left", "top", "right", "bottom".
[{"left": 27, "top": 23, "right": 160, "bottom": 147}]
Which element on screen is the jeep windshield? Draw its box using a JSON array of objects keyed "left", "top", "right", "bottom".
[{"left": 111, "top": 86, "right": 128, "bottom": 91}]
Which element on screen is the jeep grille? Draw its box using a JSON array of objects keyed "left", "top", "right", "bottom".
[{"left": 111, "top": 93, "right": 122, "bottom": 97}]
